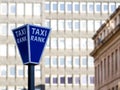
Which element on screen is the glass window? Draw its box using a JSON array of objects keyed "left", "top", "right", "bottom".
[
  {"left": 51, "top": 38, "right": 57, "bottom": 49},
  {"left": 88, "top": 56, "right": 94, "bottom": 67},
  {"left": 51, "top": 20, "right": 57, "bottom": 31},
  {"left": 35, "top": 65, "right": 41, "bottom": 77},
  {"left": 46, "top": 38, "right": 50, "bottom": 49},
  {"left": 80, "top": 38, "right": 87, "bottom": 50},
  {"left": 0, "top": 65, "right": 7, "bottom": 77},
  {"left": 8, "top": 44, "right": 15, "bottom": 56},
  {"left": 66, "top": 2, "right": 72, "bottom": 13},
  {"left": 73, "top": 20, "right": 80, "bottom": 31},
  {"left": 60, "top": 76, "right": 65, "bottom": 84},
  {"left": 87, "top": 2, "right": 94, "bottom": 13},
  {"left": 58, "top": 20, "right": 65, "bottom": 31},
  {"left": 0, "top": 3, "right": 7, "bottom": 15},
  {"left": 73, "top": 56, "right": 80, "bottom": 67},
  {"left": 51, "top": 2, "right": 57, "bottom": 12},
  {"left": 88, "top": 38, "right": 94, "bottom": 50},
  {"left": 95, "top": 3, "right": 101, "bottom": 13},
  {"left": 73, "top": 38, "right": 79, "bottom": 49},
  {"left": 66, "top": 38, "right": 72, "bottom": 49},
  {"left": 67, "top": 75, "right": 73, "bottom": 84},
  {"left": 45, "top": 75, "right": 50, "bottom": 84},
  {"left": 74, "top": 75, "right": 80, "bottom": 85},
  {"left": 51, "top": 56, "right": 57, "bottom": 67},
  {"left": 81, "top": 75, "right": 87, "bottom": 86},
  {"left": 88, "top": 75, "right": 94, "bottom": 85},
  {"left": 109, "top": 3, "right": 116, "bottom": 13},
  {"left": 66, "top": 20, "right": 72, "bottom": 31},
  {"left": 66, "top": 56, "right": 72, "bottom": 67},
  {"left": 9, "top": 3, "right": 16, "bottom": 15},
  {"left": 81, "top": 2, "right": 87, "bottom": 13},
  {"left": 52, "top": 75, "right": 58, "bottom": 84},
  {"left": 0, "top": 23, "right": 7, "bottom": 36},
  {"left": 80, "top": 20, "right": 86, "bottom": 31},
  {"left": 0, "top": 44, "right": 7, "bottom": 56},
  {"left": 58, "top": 2, "right": 65, "bottom": 13},
  {"left": 8, "top": 86, "right": 15, "bottom": 90},
  {"left": 45, "top": 20, "right": 50, "bottom": 28},
  {"left": 73, "top": 2, "right": 80, "bottom": 13},
  {"left": 17, "top": 3, "right": 24, "bottom": 15},
  {"left": 25, "top": 3, "right": 32, "bottom": 15},
  {"left": 8, "top": 65, "right": 16, "bottom": 77},
  {"left": 33, "top": 4, "right": 41, "bottom": 16},
  {"left": 58, "top": 56, "right": 65, "bottom": 67},
  {"left": 102, "top": 3, "right": 108, "bottom": 13},
  {"left": 45, "top": 56, "right": 50, "bottom": 67},
  {"left": 81, "top": 56, "right": 87, "bottom": 67},
  {"left": 8, "top": 23, "right": 15, "bottom": 36},
  {"left": 87, "top": 20, "right": 94, "bottom": 32},
  {"left": 116, "top": 3, "right": 120, "bottom": 8},
  {"left": 45, "top": 2, "right": 50, "bottom": 12},
  {"left": 16, "top": 65, "right": 24, "bottom": 77},
  {"left": 95, "top": 20, "right": 101, "bottom": 31},
  {"left": 58, "top": 38, "right": 65, "bottom": 49}
]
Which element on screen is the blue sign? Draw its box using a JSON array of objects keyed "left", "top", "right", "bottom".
[{"left": 12, "top": 24, "right": 51, "bottom": 65}]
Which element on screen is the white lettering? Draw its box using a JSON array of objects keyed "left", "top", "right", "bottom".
[
  {"left": 17, "top": 36, "right": 27, "bottom": 44},
  {"left": 15, "top": 28, "right": 26, "bottom": 37},
  {"left": 30, "top": 35, "right": 45, "bottom": 43}
]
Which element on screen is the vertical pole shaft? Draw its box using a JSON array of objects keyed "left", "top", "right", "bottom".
[{"left": 28, "top": 64, "right": 35, "bottom": 90}]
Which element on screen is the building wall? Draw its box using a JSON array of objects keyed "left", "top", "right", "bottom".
[{"left": 0, "top": 0, "right": 120, "bottom": 90}]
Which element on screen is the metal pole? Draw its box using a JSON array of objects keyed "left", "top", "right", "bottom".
[{"left": 28, "top": 64, "right": 35, "bottom": 90}]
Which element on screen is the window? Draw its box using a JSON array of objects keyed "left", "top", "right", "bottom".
[
  {"left": 17, "top": 3, "right": 24, "bottom": 15},
  {"left": 33, "top": 4, "right": 41, "bottom": 16},
  {"left": 81, "top": 56, "right": 87, "bottom": 67},
  {"left": 8, "top": 86, "right": 15, "bottom": 90},
  {"left": 0, "top": 44, "right": 7, "bottom": 56},
  {"left": 67, "top": 75, "right": 73, "bottom": 84},
  {"left": 66, "top": 20, "right": 72, "bottom": 31},
  {"left": 0, "top": 65, "right": 7, "bottom": 77},
  {"left": 60, "top": 76, "right": 65, "bottom": 84},
  {"left": 51, "top": 20, "right": 57, "bottom": 31},
  {"left": 9, "top": 3, "right": 16, "bottom": 15},
  {"left": 51, "top": 2, "right": 57, "bottom": 12},
  {"left": 109, "top": 3, "right": 116, "bottom": 13},
  {"left": 87, "top": 2, "right": 94, "bottom": 13},
  {"left": 88, "top": 75, "right": 94, "bottom": 85},
  {"left": 8, "top": 23, "right": 15, "bottom": 36},
  {"left": 95, "top": 3, "right": 101, "bottom": 13},
  {"left": 66, "top": 2, "right": 72, "bottom": 13},
  {"left": 8, "top": 65, "right": 16, "bottom": 77},
  {"left": 0, "top": 23, "right": 7, "bottom": 36},
  {"left": 16, "top": 65, "right": 24, "bottom": 77},
  {"left": 51, "top": 56, "right": 57, "bottom": 67},
  {"left": 45, "top": 75, "right": 50, "bottom": 84},
  {"left": 35, "top": 65, "right": 41, "bottom": 77},
  {"left": 0, "top": 3, "right": 7, "bottom": 15},
  {"left": 8, "top": 44, "right": 15, "bottom": 56},
  {"left": 58, "top": 56, "right": 65, "bottom": 67},
  {"left": 45, "top": 2, "right": 50, "bottom": 12},
  {"left": 58, "top": 38, "right": 65, "bottom": 49},
  {"left": 95, "top": 20, "right": 101, "bottom": 31},
  {"left": 73, "top": 2, "right": 80, "bottom": 13},
  {"left": 88, "top": 38, "right": 94, "bottom": 50},
  {"left": 74, "top": 75, "right": 80, "bottom": 85},
  {"left": 81, "top": 2, "right": 87, "bottom": 13},
  {"left": 46, "top": 38, "right": 50, "bottom": 49},
  {"left": 25, "top": 3, "right": 32, "bottom": 15},
  {"left": 52, "top": 75, "right": 58, "bottom": 85},
  {"left": 80, "top": 38, "right": 87, "bottom": 50},
  {"left": 73, "top": 56, "right": 80, "bottom": 67},
  {"left": 73, "top": 20, "right": 80, "bottom": 31},
  {"left": 45, "top": 20, "right": 50, "bottom": 28},
  {"left": 66, "top": 56, "right": 72, "bottom": 67},
  {"left": 58, "top": 2, "right": 65, "bottom": 13},
  {"left": 80, "top": 20, "right": 87, "bottom": 31},
  {"left": 58, "top": 20, "right": 65, "bottom": 31},
  {"left": 45, "top": 56, "right": 50, "bottom": 67},
  {"left": 66, "top": 38, "right": 72, "bottom": 49},
  {"left": 81, "top": 75, "right": 87, "bottom": 86},
  {"left": 88, "top": 56, "right": 94, "bottom": 67},
  {"left": 87, "top": 20, "right": 94, "bottom": 32},
  {"left": 51, "top": 38, "right": 57, "bottom": 49},
  {"left": 73, "top": 38, "right": 79, "bottom": 49},
  {"left": 102, "top": 3, "right": 108, "bottom": 13}
]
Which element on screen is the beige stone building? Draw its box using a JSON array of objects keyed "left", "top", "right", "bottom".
[
  {"left": 0, "top": 0, "right": 120, "bottom": 90},
  {"left": 91, "top": 6, "right": 120, "bottom": 90}
]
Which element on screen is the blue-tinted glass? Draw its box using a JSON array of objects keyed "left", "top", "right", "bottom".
[
  {"left": 75, "top": 22, "right": 79, "bottom": 29},
  {"left": 60, "top": 58, "right": 64, "bottom": 65},
  {"left": 75, "top": 4, "right": 80, "bottom": 11},
  {"left": 45, "top": 58, "right": 50, "bottom": 66},
  {"left": 45, "top": 77, "right": 50, "bottom": 84},
  {"left": 82, "top": 4, "right": 86, "bottom": 11},
  {"left": 96, "top": 4, "right": 101, "bottom": 12},
  {"left": 53, "top": 3, "right": 57, "bottom": 11},
  {"left": 18, "top": 70, "right": 23, "bottom": 76},
  {"left": 52, "top": 58, "right": 57, "bottom": 65},
  {"left": 60, "top": 3, "right": 65, "bottom": 11},
  {"left": 10, "top": 67, "right": 15, "bottom": 75},
  {"left": 103, "top": 4, "right": 108, "bottom": 11},
  {"left": 60, "top": 77, "right": 65, "bottom": 84},
  {"left": 45, "top": 3, "right": 50, "bottom": 11},
  {"left": 67, "top": 4, "right": 72, "bottom": 11},
  {"left": 90, "top": 76, "right": 94, "bottom": 84},
  {"left": 75, "top": 58, "right": 80, "bottom": 66},
  {"left": 68, "top": 77, "right": 73, "bottom": 84},
  {"left": 89, "top": 4, "right": 93, "bottom": 11},
  {"left": 53, "top": 77, "right": 58, "bottom": 84},
  {"left": 75, "top": 77, "right": 80, "bottom": 84},
  {"left": 111, "top": 5, "right": 115, "bottom": 12}
]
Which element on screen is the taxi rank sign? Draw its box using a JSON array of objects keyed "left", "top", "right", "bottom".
[{"left": 12, "top": 24, "right": 51, "bottom": 65}]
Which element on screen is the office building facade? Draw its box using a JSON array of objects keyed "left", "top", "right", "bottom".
[
  {"left": 0, "top": 0, "right": 119, "bottom": 90},
  {"left": 91, "top": 6, "right": 120, "bottom": 90}
]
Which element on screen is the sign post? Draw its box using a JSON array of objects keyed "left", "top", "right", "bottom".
[{"left": 12, "top": 24, "right": 51, "bottom": 90}]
